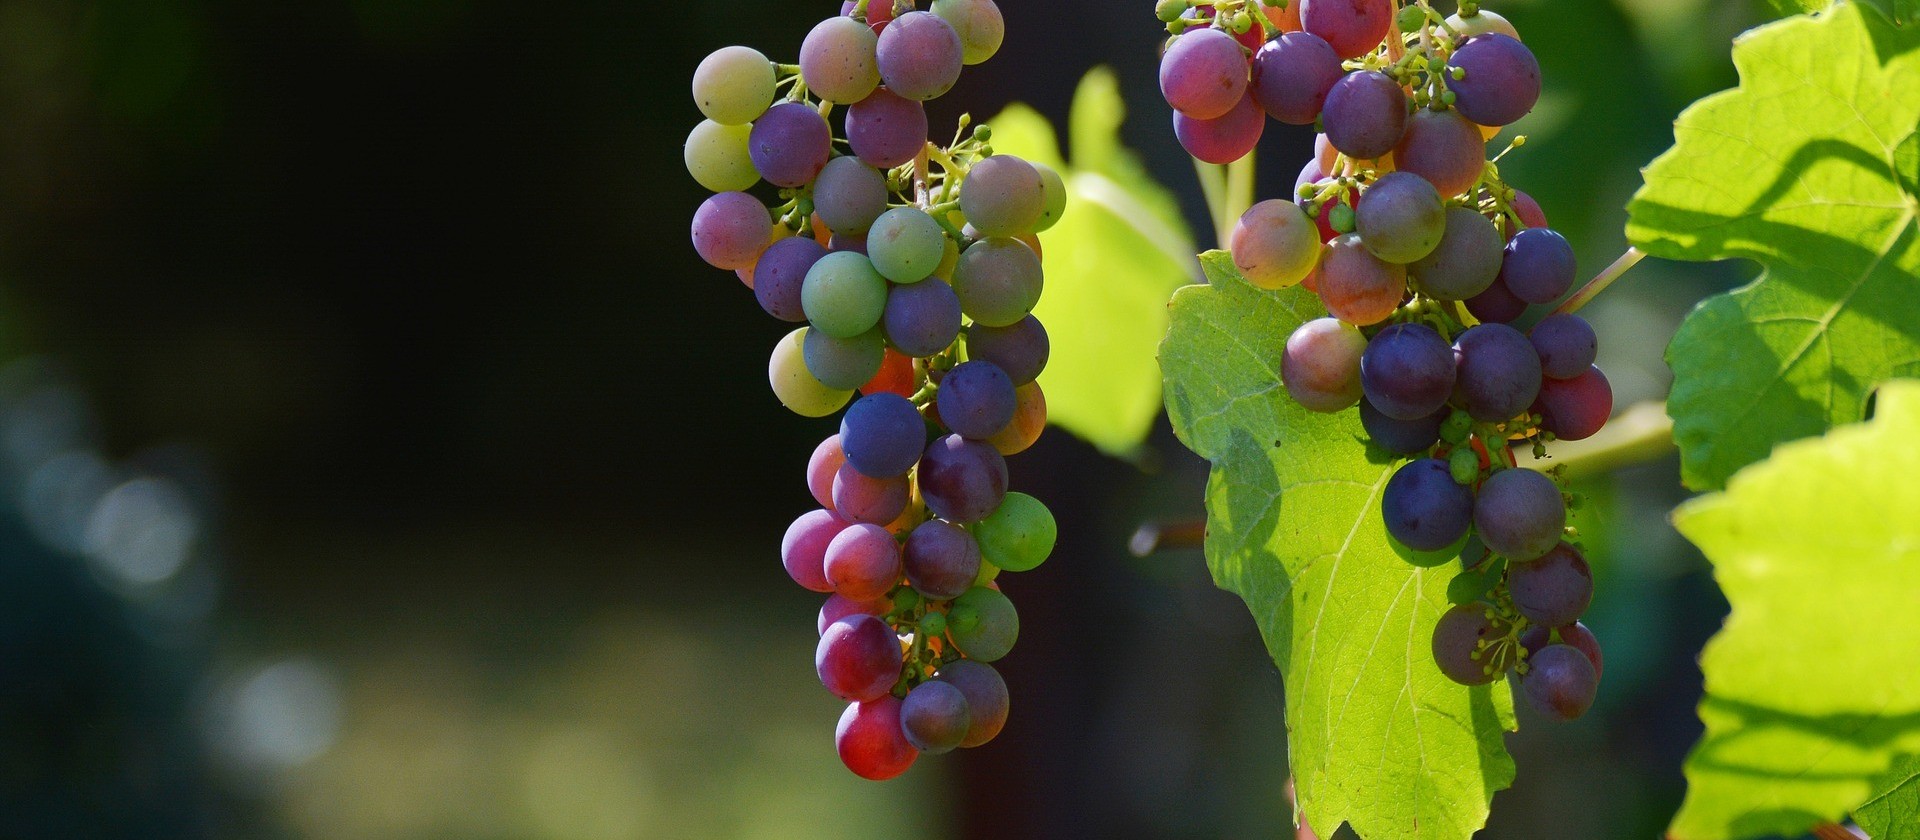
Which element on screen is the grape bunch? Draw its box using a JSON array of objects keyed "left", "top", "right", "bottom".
[
  {"left": 687, "top": 0, "right": 1064, "bottom": 779},
  {"left": 1155, "top": 0, "right": 1610, "bottom": 721}
]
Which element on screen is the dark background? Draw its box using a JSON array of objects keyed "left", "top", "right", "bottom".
[{"left": 0, "top": 0, "right": 1798, "bottom": 837}]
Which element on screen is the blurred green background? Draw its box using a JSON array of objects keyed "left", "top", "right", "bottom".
[{"left": 0, "top": 0, "right": 1788, "bottom": 837}]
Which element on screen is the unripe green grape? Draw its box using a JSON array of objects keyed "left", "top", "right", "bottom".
[
  {"left": 1396, "top": 5, "right": 1426, "bottom": 33},
  {"left": 1441, "top": 409, "right": 1473, "bottom": 444},
  {"left": 868, "top": 207, "right": 947, "bottom": 283},
  {"left": 803, "top": 327, "right": 887, "bottom": 390},
  {"left": 971, "top": 492, "right": 1055, "bottom": 572},
  {"left": 692, "top": 46, "right": 776, "bottom": 126},
  {"left": 1229, "top": 10, "right": 1252, "bottom": 34},
  {"left": 771, "top": 328, "right": 855, "bottom": 417},
  {"left": 893, "top": 588, "right": 922, "bottom": 613},
  {"left": 1329, "top": 202, "right": 1356, "bottom": 233},
  {"left": 920, "top": 611, "right": 948, "bottom": 638},
  {"left": 932, "top": 0, "right": 1006, "bottom": 65},
  {"left": 1449, "top": 446, "right": 1479, "bottom": 484},
  {"left": 1032, "top": 162, "right": 1067, "bottom": 232},
  {"left": 952, "top": 237, "right": 1043, "bottom": 327},
  {"left": 971, "top": 559, "right": 1001, "bottom": 587},
  {"left": 947, "top": 586, "right": 1018, "bottom": 661},
  {"left": 961, "top": 155, "right": 1047, "bottom": 237},
  {"left": 802, "top": 251, "right": 890, "bottom": 338},
  {"left": 683, "top": 120, "right": 758, "bottom": 193},
  {"left": 1156, "top": 0, "right": 1189, "bottom": 23}
]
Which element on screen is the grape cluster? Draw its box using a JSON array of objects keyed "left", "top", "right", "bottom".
[
  {"left": 1156, "top": 0, "right": 1611, "bottom": 721},
  {"left": 687, "top": 0, "right": 1063, "bottom": 779}
]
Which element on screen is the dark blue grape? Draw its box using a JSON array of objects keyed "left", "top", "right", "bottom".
[
  {"left": 1446, "top": 34, "right": 1541, "bottom": 128},
  {"left": 1473, "top": 468, "right": 1564, "bottom": 561},
  {"left": 937, "top": 360, "right": 1016, "bottom": 440},
  {"left": 1500, "top": 227, "right": 1577, "bottom": 304},
  {"left": 1452, "top": 323, "right": 1542, "bottom": 422},
  {"left": 1360, "top": 322, "right": 1456, "bottom": 421},
  {"left": 748, "top": 102, "right": 832, "bottom": 188},
  {"left": 1360, "top": 399, "right": 1444, "bottom": 455},
  {"left": 1521, "top": 643, "right": 1598, "bottom": 721},
  {"left": 754, "top": 237, "right": 828, "bottom": 322},
  {"left": 917, "top": 434, "right": 1007, "bottom": 523},
  {"left": 899, "top": 679, "right": 971, "bottom": 754},
  {"left": 1382, "top": 458, "right": 1474, "bottom": 551},
  {"left": 1529, "top": 314, "right": 1598, "bottom": 380},
  {"left": 965, "top": 315, "right": 1049, "bottom": 386},
  {"left": 841, "top": 393, "right": 927, "bottom": 478},
  {"left": 883, "top": 278, "right": 964, "bottom": 357}
]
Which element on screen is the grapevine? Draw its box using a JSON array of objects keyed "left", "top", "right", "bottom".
[
  {"left": 686, "top": 0, "right": 1061, "bottom": 780},
  {"left": 1154, "top": 0, "right": 1613, "bottom": 721}
]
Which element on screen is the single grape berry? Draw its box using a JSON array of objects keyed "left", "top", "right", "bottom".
[
  {"left": 1360, "top": 322, "right": 1456, "bottom": 420},
  {"left": 1318, "top": 233, "right": 1407, "bottom": 326},
  {"left": 1355, "top": 171, "right": 1447, "bottom": 265},
  {"left": 749, "top": 102, "right": 833, "bottom": 188},
  {"left": 692, "top": 191, "right": 773, "bottom": 271},
  {"left": 1322, "top": 70, "right": 1408, "bottom": 160},
  {"left": 1409, "top": 207, "right": 1504, "bottom": 300},
  {"left": 1473, "top": 468, "right": 1565, "bottom": 562},
  {"left": 805, "top": 328, "right": 887, "bottom": 391},
  {"left": 1299, "top": 0, "right": 1394, "bottom": 59},
  {"left": 933, "top": 659, "right": 1009, "bottom": 747},
  {"left": 938, "top": 360, "right": 1017, "bottom": 440},
  {"left": 1465, "top": 276, "right": 1528, "bottom": 324},
  {"left": 985, "top": 381, "right": 1047, "bottom": 456},
  {"left": 932, "top": 0, "right": 1005, "bottom": 65},
  {"left": 903, "top": 519, "right": 982, "bottom": 600},
  {"left": 962, "top": 155, "right": 1047, "bottom": 237},
  {"left": 831, "top": 462, "right": 910, "bottom": 526},
  {"left": 1445, "top": 34, "right": 1541, "bottom": 128},
  {"left": 1500, "top": 227, "right": 1577, "bottom": 304},
  {"left": 840, "top": 392, "right": 927, "bottom": 478},
  {"left": 973, "top": 492, "right": 1055, "bottom": 572},
  {"left": 813, "top": 157, "right": 889, "bottom": 236},
  {"left": 1529, "top": 313, "right": 1598, "bottom": 380},
  {"left": 899, "top": 679, "right": 972, "bottom": 755},
  {"left": 1393, "top": 108, "right": 1487, "bottom": 198},
  {"left": 918, "top": 434, "right": 1008, "bottom": 523},
  {"left": 771, "top": 328, "right": 856, "bottom": 418},
  {"left": 882, "top": 278, "right": 964, "bottom": 358},
  {"left": 1521, "top": 643, "right": 1598, "bottom": 721},
  {"left": 818, "top": 591, "right": 891, "bottom": 635},
  {"left": 692, "top": 46, "right": 777, "bottom": 126},
  {"left": 802, "top": 251, "right": 890, "bottom": 338},
  {"left": 808, "top": 435, "right": 847, "bottom": 509},
  {"left": 1535, "top": 366, "right": 1612, "bottom": 441},
  {"left": 817, "top": 614, "right": 904, "bottom": 702},
  {"left": 1158, "top": 27, "right": 1251, "bottom": 120},
  {"left": 800, "top": 16, "right": 882, "bottom": 105},
  {"left": 824, "top": 521, "right": 906, "bottom": 600},
  {"left": 877, "top": 11, "right": 964, "bottom": 100},
  {"left": 1360, "top": 399, "right": 1445, "bottom": 455},
  {"left": 782, "top": 509, "right": 847, "bottom": 593},
  {"left": 947, "top": 585, "right": 1019, "bottom": 661},
  {"left": 1282, "top": 317, "right": 1367, "bottom": 412},
  {"left": 836, "top": 696, "right": 919, "bottom": 780},
  {"left": 1250, "top": 32, "right": 1345, "bottom": 125},
  {"left": 868, "top": 207, "right": 948, "bottom": 283},
  {"left": 685, "top": 119, "right": 759, "bottom": 193},
  {"left": 1382, "top": 458, "right": 1475, "bottom": 551},
  {"left": 1432, "top": 603, "right": 1515, "bottom": 686},
  {"left": 952, "top": 238, "right": 1044, "bottom": 327},
  {"left": 1452, "top": 323, "right": 1544, "bottom": 422},
  {"left": 1173, "top": 91, "right": 1265, "bottom": 165},
  {"left": 964, "top": 316, "right": 1049, "bottom": 386},
  {"left": 1507, "top": 541, "right": 1593, "bottom": 628},
  {"left": 847, "top": 88, "right": 930, "bottom": 169},
  {"left": 1231, "top": 199, "right": 1322, "bottom": 289}
]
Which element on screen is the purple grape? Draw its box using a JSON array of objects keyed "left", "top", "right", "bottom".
[
  {"left": 883, "top": 278, "right": 963, "bottom": 357},
  {"left": 848, "top": 88, "right": 929, "bottom": 169},
  {"left": 1322, "top": 70, "right": 1407, "bottom": 160},
  {"left": 960, "top": 155, "right": 1046, "bottom": 237},
  {"left": 1465, "top": 276, "right": 1528, "bottom": 323},
  {"left": 754, "top": 236, "right": 828, "bottom": 322},
  {"left": 1473, "top": 468, "right": 1565, "bottom": 561},
  {"left": 899, "top": 679, "right": 971, "bottom": 754},
  {"left": 814, "top": 156, "right": 890, "bottom": 235},
  {"left": 1521, "top": 643, "right": 1598, "bottom": 721},
  {"left": 1158, "top": 27, "right": 1250, "bottom": 120},
  {"left": 877, "top": 11, "right": 964, "bottom": 100},
  {"left": 1282, "top": 317, "right": 1367, "bottom": 412},
  {"left": 782, "top": 509, "right": 847, "bottom": 593},
  {"left": 749, "top": 102, "right": 832, "bottom": 188},
  {"left": 933, "top": 659, "right": 1008, "bottom": 747},
  {"left": 1446, "top": 34, "right": 1541, "bottom": 128},
  {"left": 1382, "top": 458, "right": 1474, "bottom": 551},
  {"left": 830, "top": 232, "right": 869, "bottom": 255},
  {"left": 1500, "top": 227, "right": 1577, "bottom": 304},
  {"left": 841, "top": 392, "right": 927, "bottom": 478},
  {"left": 917, "top": 434, "right": 1007, "bottom": 523},
  {"left": 1318, "top": 233, "right": 1406, "bottom": 326},
  {"left": 1432, "top": 603, "right": 1515, "bottom": 685},
  {"left": 1452, "top": 323, "right": 1543, "bottom": 422},
  {"left": 1536, "top": 366, "right": 1612, "bottom": 441},
  {"left": 1173, "top": 91, "right": 1264, "bottom": 165},
  {"left": 817, "top": 614, "right": 903, "bottom": 701},
  {"left": 1251, "top": 32, "right": 1344, "bottom": 125},
  {"left": 1360, "top": 399, "right": 1444, "bottom": 455},
  {"left": 692, "top": 191, "right": 772, "bottom": 271},
  {"left": 1519, "top": 620, "right": 1604, "bottom": 681},
  {"left": 1408, "top": 207, "right": 1503, "bottom": 301},
  {"left": 808, "top": 434, "right": 846, "bottom": 509},
  {"left": 937, "top": 360, "right": 1016, "bottom": 440},
  {"left": 1529, "top": 314, "right": 1598, "bottom": 380},
  {"left": 1355, "top": 171, "right": 1446, "bottom": 264},
  {"left": 1393, "top": 108, "right": 1487, "bottom": 198},
  {"left": 824, "top": 521, "right": 905, "bottom": 599},
  {"left": 1508, "top": 541, "right": 1592, "bottom": 629},
  {"left": 1360, "top": 322, "right": 1456, "bottom": 420},
  {"left": 1299, "top": 0, "right": 1394, "bottom": 59},
  {"left": 832, "top": 462, "right": 911, "bottom": 526},
  {"left": 903, "top": 519, "right": 982, "bottom": 599},
  {"left": 964, "top": 315, "right": 1048, "bottom": 386},
  {"left": 836, "top": 696, "right": 918, "bottom": 780},
  {"left": 819, "top": 591, "right": 890, "bottom": 635}
]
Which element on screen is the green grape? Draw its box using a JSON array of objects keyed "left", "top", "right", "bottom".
[
  {"left": 971, "top": 492, "right": 1055, "bottom": 572},
  {"left": 971, "top": 559, "right": 1001, "bottom": 587},
  {"left": 803, "top": 328, "right": 887, "bottom": 390},
  {"left": 802, "top": 251, "right": 890, "bottom": 338},
  {"left": 947, "top": 586, "right": 1018, "bottom": 661},
  {"left": 770, "top": 328, "right": 855, "bottom": 417},
  {"left": 692, "top": 46, "right": 777, "bottom": 126},
  {"left": 683, "top": 120, "right": 758, "bottom": 193},
  {"left": 952, "top": 237, "right": 1043, "bottom": 327},
  {"left": 920, "top": 611, "right": 948, "bottom": 638},
  {"left": 1032, "top": 162, "right": 1067, "bottom": 233},
  {"left": 932, "top": 0, "right": 1006, "bottom": 65},
  {"left": 867, "top": 207, "right": 947, "bottom": 283}
]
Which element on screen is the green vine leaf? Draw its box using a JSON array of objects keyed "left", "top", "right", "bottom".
[
  {"left": 1856, "top": 754, "right": 1920, "bottom": 840},
  {"left": 1668, "top": 379, "right": 1920, "bottom": 839},
  {"left": 1625, "top": 2, "right": 1920, "bottom": 491},
  {"left": 1161, "top": 252, "right": 1516, "bottom": 840},
  {"left": 987, "top": 68, "right": 1196, "bottom": 459}
]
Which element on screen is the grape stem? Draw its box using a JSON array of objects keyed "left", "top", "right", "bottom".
[
  {"left": 1519, "top": 401, "right": 1674, "bottom": 481},
  {"left": 1553, "top": 246, "right": 1647, "bottom": 316}
]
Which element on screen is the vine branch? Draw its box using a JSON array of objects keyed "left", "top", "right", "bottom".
[{"left": 1554, "top": 246, "right": 1648, "bottom": 316}]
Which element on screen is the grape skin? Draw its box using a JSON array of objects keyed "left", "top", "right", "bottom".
[
  {"left": 684, "top": 120, "right": 760, "bottom": 193},
  {"left": 771, "top": 328, "right": 855, "bottom": 418},
  {"left": 952, "top": 237, "right": 1044, "bottom": 327},
  {"left": 1507, "top": 541, "right": 1593, "bottom": 627},
  {"left": 832, "top": 462, "right": 911, "bottom": 526},
  {"left": 692, "top": 46, "right": 777, "bottom": 126},
  {"left": 1282, "top": 317, "right": 1368, "bottom": 413},
  {"left": 985, "top": 382, "right": 1047, "bottom": 456},
  {"left": 1299, "top": 0, "right": 1394, "bottom": 60},
  {"left": 1432, "top": 603, "right": 1514, "bottom": 685},
  {"left": 847, "top": 88, "right": 930, "bottom": 169},
  {"left": 813, "top": 157, "right": 889, "bottom": 236},
  {"left": 1173, "top": 91, "right": 1265, "bottom": 165},
  {"left": 818, "top": 591, "right": 891, "bottom": 635},
  {"left": 1452, "top": 323, "right": 1543, "bottom": 422},
  {"left": 877, "top": 11, "right": 964, "bottom": 101},
  {"left": 1445, "top": 34, "right": 1541, "bottom": 128},
  {"left": 804, "top": 327, "right": 886, "bottom": 391},
  {"left": 754, "top": 237, "right": 828, "bottom": 323},
  {"left": 1465, "top": 278, "right": 1527, "bottom": 324},
  {"left": 1250, "top": 32, "right": 1346, "bottom": 126},
  {"left": 1536, "top": 366, "right": 1612, "bottom": 441},
  {"left": 932, "top": 0, "right": 1005, "bottom": 65},
  {"left": 802, "top": 251, "right": 890, "bottom": 338},
  {"left": 800, "top": 16, "right": 882, "bottom": 105},
  {"left": 1231, "top": 199, "right": 1323, "bottom": 290},
  {"left": 1322, "top": 70, "right": 1407, "bottom": 160},
  {"left": 868, "top": 207, "right": 947, "bottom": 283},
  {"left": 1360, "top": 322, "right": 1456, "bottom": 420},
  {"left": 1529, "top": 314, "right": 1598, "bottom": 380},
  {"left": 824, "top": 522, "right": 906, "bottom": 600},
  {"left": 962, "top": 155, "right": 1047, "bottom": 237},
  {"left": 1409, "top": 207, "right": 1503, "bottom": 301},
  {"left": 900, "top": 679, "right": 972, "bottom": 754},
  {"left": 1360, "top": 399, "right": 1444, "bottom": 455},
  {"left": 817, "top": 614, "right": 903, "bottom": 702},
  {"left": 972, "top": 492, "right": 1055, "bottom": 573},
  {"left": 692, "top": 191, "right": 773, "bottom": 271},
  {"left": 1355, "top": 171, "right": 1446, "bottom": 265},
  {"left": 840, "top": 392, "right": 927, "bottom": 478},
  {"left": 1158, "top": 27, "right": 1250, "bottom": 120},
  {"left": 903, "top": 519, "right": 982, "bottom": 599},
  {"left": 1521, "top": 643, "right": 1598, "bottom": 721},
  {"left": 1393, "top": 108, "right": 1487, "bottom": 198},
  {"left": 933, "top": 660, "right": 1008, "bottom": 747},
  {"left": 1472, "top": 468, "right": 1565, "bottom": 562},
  {"left": 748, "top": 102, "right": 833, "bottom": 188},
  {"left": 808, "top": 435, "right": 847, "bottom": 509},
  {"left": 836, "top": 696, "right": 919, "bottom": 780},
  {"left": 783, "top": 508, "right": 847, "bottom": 593},
  {"left": 918, "top": 434, "right": 1008, "bottom": 523},
  {"left": 882, "top": 278, "right": 964, "bottom": 358},
  {"left": 964, "top": 315, "right": 1049, "bottom": 386},
  {"left": 937, "top": 360, "right": 1017, "bottom": 441},
  {"left": 1500, "top": 227, "right": 1578, "bottom": 304},
  {"left": 1382, "top": 458, "right": 1475, "bottom": 552},
  {"left": 1519, "top": 620, "right": 1603, "bottom": 681},
  {"left": 1318, "top": 233, "right": 1406, "bottom": 326},
  {"left": 1032, "top": 163, "right": 1067, "bottom": 232},
  {"left": 947, "top": 586, "right": 1018, "bottom": 661}
]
